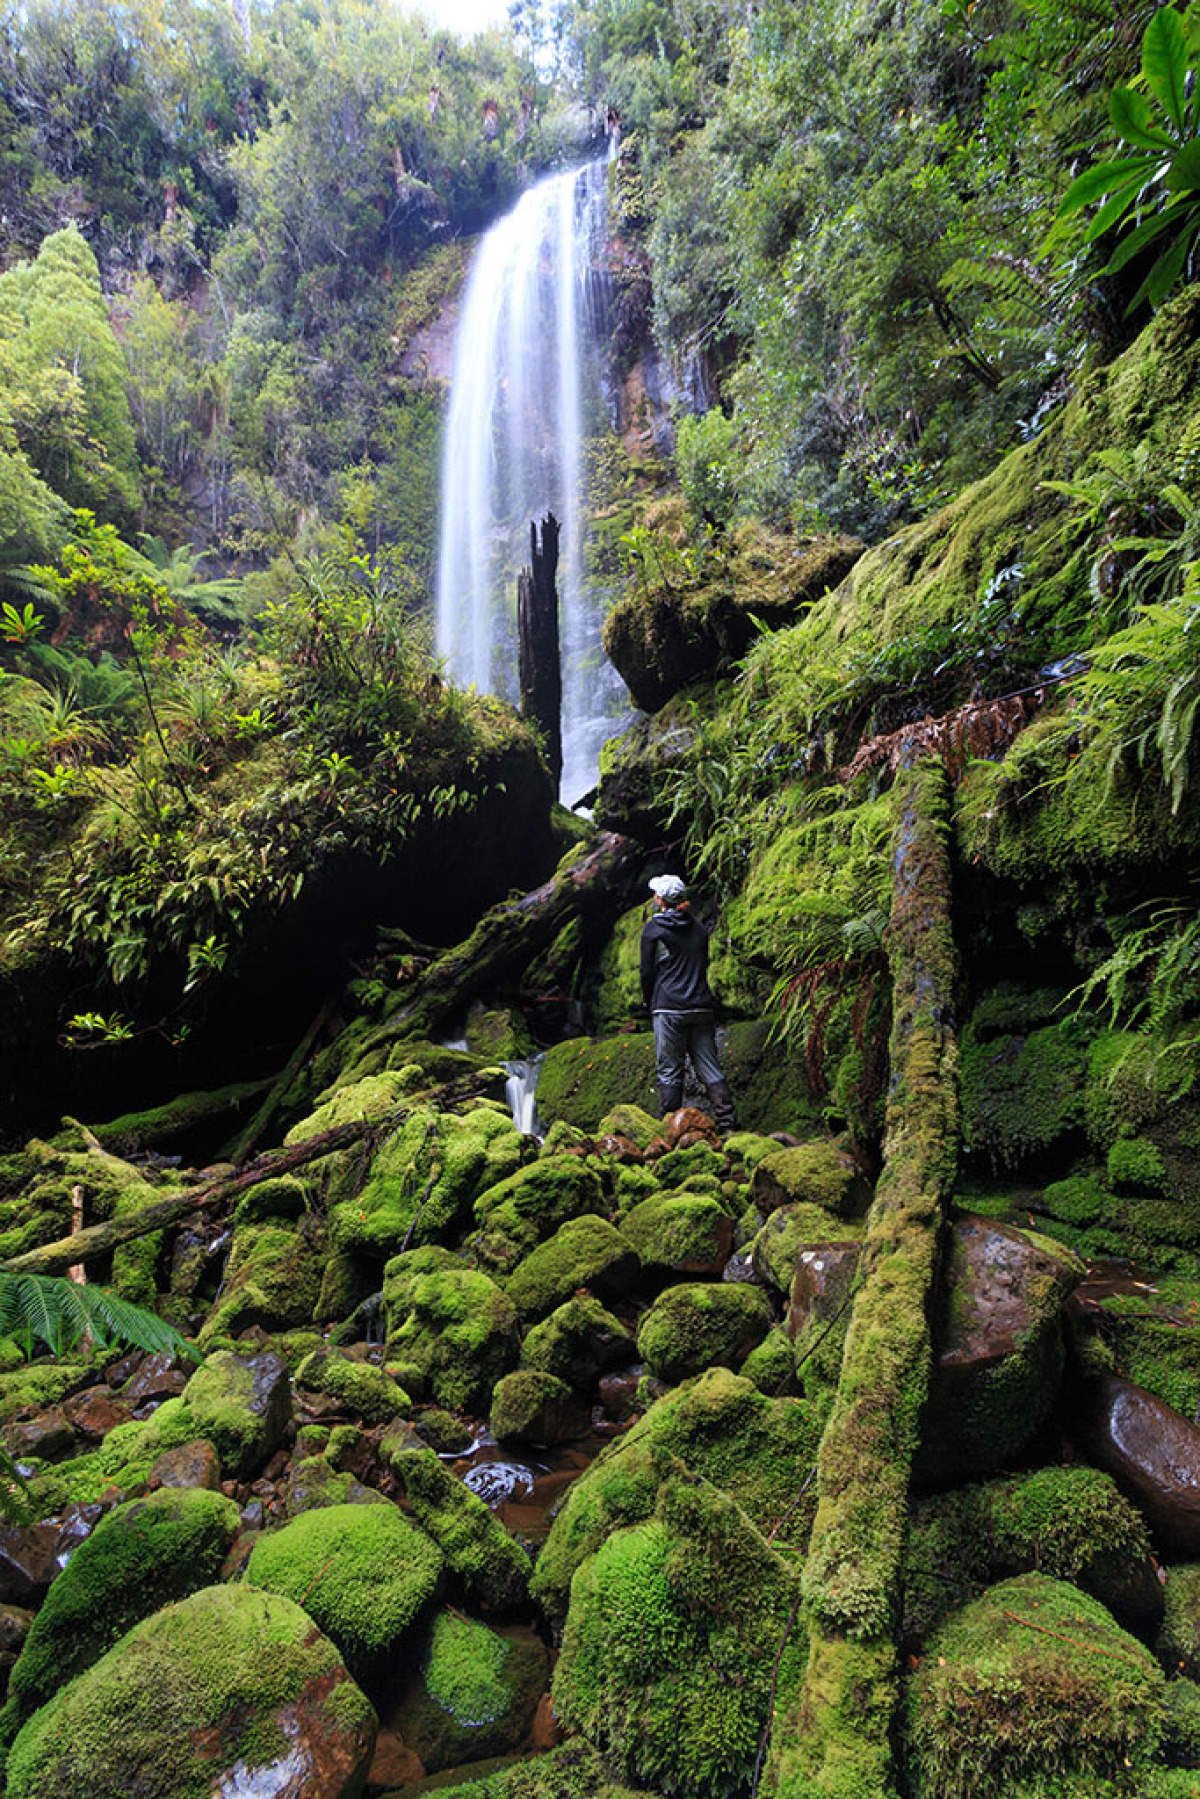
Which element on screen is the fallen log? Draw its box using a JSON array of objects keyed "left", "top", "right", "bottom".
[
  {"left": 2, "top": 1071, "right": 495, "bottom": 1279},
  {"left": 361, "top": 829, "right": 640, "bottom": 1048}
]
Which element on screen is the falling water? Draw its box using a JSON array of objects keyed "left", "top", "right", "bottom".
[{"left": 435, "top": 160, "right": 624, "bottom": 805}]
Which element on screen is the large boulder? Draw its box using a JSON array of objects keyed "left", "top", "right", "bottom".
[
  {"left": 197, "top": 1218, "right": 324, "bottom": 1347},
  {"left": 246, "top": 1502, "right": 443, "bottom": 1665},
  {"left": 506, "top": 1216, "right": 640, "bottom": 1322},
  {"left": 294, "top": 1347, "right": 411, "bottom": 1425},
  {"left": 915, "top": 1216, "right": 1082, "bottom": 1486},
  {"left": 0, "top": 1486, "right": 240, "bottom": 1752},
  {"left": 751, "top": 1142, "right": 871, "bottom": 1217},
  {"left": 490, "top": 1370, "right": 589, "bottom": 1446},
  {"left": 636, "top": 1281, "right": 771, "bottom": 1384},
  {"left": 378, "top": 1427, "right": 530, "bottom": 1612},
  {"left": 903, "top": 1573, "right": 1165, "bottom": 1798},
  {"left": 519, "top": 1294, "right": 635, "bottom": 1387},
  {"left": 622, "top": 1192, "right": 733, "bottom": 1279},
  {"left": 472, "top": 1157, "right": 605, "bottom": 1272},
  {"left": 785, "top": 1239, "right": 862, "bottom": 1394},
  {"left": 1077, "top": 1375, "right": 1200, "bottom": 1556},
  {"left": 754, "top": 1202, "right": 860, "bottom": 1293},
  {"left": 4, "top": 1584, "right": 376, "bottom": 1799},
  {"left": 389, "top": 1607, "right": 547, "bottom": 1773},
  {"left": 181, "top": 1349, "right": 292, "bottom": 1479},
  {"left": 383, "top": 1246, "right": 519, "bottom": 1411}
]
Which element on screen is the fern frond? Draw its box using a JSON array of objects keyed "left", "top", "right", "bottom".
[{"left": 0, "top": 1273, "right": 186, "bottom": 1360}]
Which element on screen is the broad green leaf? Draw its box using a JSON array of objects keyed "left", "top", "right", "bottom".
[
  {"left": 1104, "top": 204, "right": 1180, "bottom": 274},
  {"left": 1166, "top": 138, "right": 1200, "bottom": 189},
  {"left": 1056, "top": 155, "right": 1158, "bottom": 219},
  {"left": 1110, "top": 84, "right": 1177, "bottom": 149},
  {"left": 1082, "top": 171, "right": 1161, "bottom": 243},
  {"left": 1143, "top": 7, "right": 1190, "bottom": 133},
  {"left": 1126, "top": 217, "right": 1199, "bottom": 311}
]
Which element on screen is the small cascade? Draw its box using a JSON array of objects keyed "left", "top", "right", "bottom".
[
  {"left": 435, "top": 160, "right": 626, "bottom": 805},
  {"left": 504, "top": 1053, "right": 545, "bottom": 1139}
]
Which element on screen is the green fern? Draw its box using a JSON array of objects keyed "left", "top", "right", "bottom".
[{"left": 0, "top": 1273, "right": 186, "bottom": 1362}]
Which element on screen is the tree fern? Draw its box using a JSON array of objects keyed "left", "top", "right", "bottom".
[{"left": 0, "top": 1273, "right": 186, "bottom": 1363}]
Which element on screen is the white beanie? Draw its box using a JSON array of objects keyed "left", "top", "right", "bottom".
[{"left": 649, "top": 874, "right": 687, "bottom": 904}]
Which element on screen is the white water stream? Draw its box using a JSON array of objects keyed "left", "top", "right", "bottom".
[{"left": 435, "top": 159, "right": 624, "bottom": 805}]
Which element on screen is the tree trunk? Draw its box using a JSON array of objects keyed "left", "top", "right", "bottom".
[{"left": 518, "top": 513, "right": 563, "bottom": 798}]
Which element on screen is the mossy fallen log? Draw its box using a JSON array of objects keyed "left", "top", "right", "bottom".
[
  {"left": 769, "top": 756, "right": 959, "bottom": 1799},
  {"left": 1, "top": 1072, "right": 494, "bottom": 1279}
]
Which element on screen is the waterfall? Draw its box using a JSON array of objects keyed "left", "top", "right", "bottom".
[{"left": 435, "top": 160, "right": 624, "bottom": 805}]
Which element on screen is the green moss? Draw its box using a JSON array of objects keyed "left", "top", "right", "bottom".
[
  {"left": 5, "top": 1583, "right": 375, "bottom": 1799},
  {"left": 595, "top": 1103, "right": 663, "bottom": 1148},
  {"left": 1107, "top": 1136, "right": 1169, "bottom": 1192},
  {"left": 538, "top": 1034, "right": 660, "bottom": 1131},
  {"left": 593, "top": 904, "right": 651, "bottom": 1033},
  {"left": 621, "top": 1191, "right": 732, "bottom": 1274},
  {"left": 904, "top": 1467, "right": 1157, "bottom": 1644},
  {"left": 740, "top": 1325, "right": 798, "bottom": 1396},
  {"left": 519, "top": 1294, "right": 633, "bottom": 1385},
  {"left": 232, "top": 1174, "right": 310, "bottom": 1226},
  {"left": 505, "top": 1215, "right": 639, "bottom": 1322},
  {"left": 1076, "top": 1274, "right": 1200, "bottom": 1417},
  {"left": 960, "top": 1017, "right": 1093, "bottom": 1173},
  {"left": 751, "top": 1201, "right": 861, "bottom": 1293},
  {"left": 490, "top": 1369, "right": 581, "bottom": 1443},
  {"left": 531, "top": 1367, "right": 825, "bottom": 1622},
  {"left": 753, "top": 1142, "right": 870, "bottom": 1216},
  {"left": 903, "top": 1574, "right": 1165, "bottom": 1799},
  {"left": 394, "top": 1607, "right": 548, "bottom": 1772},
  {"left": 378, "top": 1428, "right": 529, "bottom": 1611},
  {"left": 328, "top": 1103, "right": 524, "bottom": 1260},
  {"left": 29, "top": 1395, "right": 199, "bottom": 1511},
  {"left": 472, "top": 1157, "right": 605, "bottom": 1272},
  {"left": 282, "top": 1452, "right": 390, "bottom": 1514},
  {"left": 384, "top": 1246, "right": 519, "bottom": 1410},
  {"left": 725, "top": 1130, "right": 785, "bottom": 1173},
  {"left": 284, "top": 1069, "right": 416, "bottom": 1145},
  {"left": 197, "top": 1219, "right": 324, "bottom": 1347},
  {"left": 0, "top": 1361, "right": 89, "bottom": 1425},
  {"left": 246, "top": 1500, "right": 442, "bottom": 1662},
  {"left": 0, "top": 1486, "right": 241, "bottom": 1751},
  {"left": 181, "top": 1349, "right": 291, "bottom": 1478},
  {"left": 553, "top": 1479, "right": 805, "bottom": 1797},
  {"left": 1158, "top": 1567, "right": 1200, "bottom": 1680},
  {"left": 294, "top": 1347, "right": 410, "bottom": 1423},
  {"left": 636, "top": 1280, "right": 771, "bottom": 1383},
  {"left": 1162, "top": 1680, "right": 1200, "bottom": 1770}
]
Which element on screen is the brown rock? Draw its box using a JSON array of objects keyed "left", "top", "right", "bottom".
[
  {"left": 121, "top": 1350, "right": 189, "bottom": 1406},
  {"left": 916, "top": 1216, "right": 1082, "bottom": 1486},
  {"left": 151, "top": 1438, "right": 222, "bottom": 1491},
  {"left": 0, "top": 1524, "right": 61, "bottom": 1605},
  {"left": 5, "top": 1407, "right": 74, "bottom": 1460},
  {"left": 529, "top": 1692, "right": 559, "bottom": 1752},
  {"left": 598, "top": 1367, "right": 643, "bottom": 1421},
  {"left": 64, "top": 1387, "right": 133, "bottom": 1440},
  {"left": 367, "top": 1729, "right": 425, "bottom": 1788},
  {"left": 1078, "top": 1375, "right": 1200, "bottom": 1555},
  {"left": 664, "top": 1107, "right": 720, "bottom": 1146},
  {"left": 594, "top": 1133, "right": 643, "bottom": 1163},
  {"left": 786, "top": 1242, "right": 861, "bottom": 1342}
]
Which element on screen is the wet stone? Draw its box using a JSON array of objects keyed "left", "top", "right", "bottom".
[
  {"left": 54, "top": 1502, "right": 105, "bottom": 1565},
  {"left": 5, "top": 1407, "right": 74, "bottom": 1460},
  {"left": 0, "top": 1522, "right": 61, "bottom": 1604},
  {"left": 1078, "top": 1375, "right": 1200, "bottom": 1556},
  {"left": 121, "top": 1350, "right": 190, "bottom": 1406},
  {"left": 64, "top": 1387, "right": 133, "bottom": 1441},
  {"left": 151, "top": 1438, "right": 222, "bottom": 1491}
]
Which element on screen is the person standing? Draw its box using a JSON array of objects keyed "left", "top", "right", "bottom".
[{"left": 640, "top": 874, "right": 738, "bottom": 1131}]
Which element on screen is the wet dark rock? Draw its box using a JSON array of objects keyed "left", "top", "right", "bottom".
[
  {"left": 240, "top": 1499, "right": 265, "bottom": 1530},
  {"left": 151, "top": 1438, "right": 222, "bottom": 1491},
  {"left": 0, "top": 1523, "right": 61, "bottom": 1604},
  {"left": 63, "top": 1387, "right": 133, "bottom": 1441},
  {"left": 121, "top": 1350, "right": 190, "bottom": 1406},
  {"left": 1077, "top": 1375, "right": 1200, "bottom": 1555},
  {"left": 0, "top": 1603, "right": 34, "bottom": 1651},
  {"left": 5, "top": 1408, "right": 74, "bottom": 1461},
  {"left": 916, "top": 1216, "right": 1082, "bottom": 1486},
  {"left": 491, "top": 1371, "right": 589, "bottom": 1447},
  {"left": 54, "top": 1502, "right": 105, "bottom": 1565},
  {"left": 598, "top": 1366, "right": 643, "bottom": 1421}
]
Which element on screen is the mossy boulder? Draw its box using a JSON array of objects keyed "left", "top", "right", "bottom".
[
  {"left": 960, "top": 1015, "right": 1093, "bottom": 1174},
  {"left": 539, "top": 1034, "right": 660, "bottom": 1130},
  {"left": 392, "top": 1607, "right": 548, "bottom": 1773},
  {"left": 490, "top": 1370, "right": 588, "bottom": 1445},
  {"left": 232, "top": 1173, "right": 310, "bottom": 1225},
  {"left": 181, "top": 1348, "right": 292, "bottom": 1479},
  {"left": 329, "top": 1103, "right": 524, "bottom": 1259},
  {"left": 1074, "top": 1273, "right": 1200, "bottom": 1419},
  {"left": 751, "top": 1141, "right": 871, "bottom": 1217},
  {"left": 378, "top": 1427, "right": 530, "bottom": 1612},
  {"left": 519, "top": 1294, "right": 634, "bottom": 1386},
  {"left": 904, "top": 1465, "right": 1163, "bottom": 1644},
  {"left": 553, "top": 1477, "right": 805, "bottom": 1797},
  {"left": 246, "top": 1501, "right": 443, "bottom": 1663},
  {"left": 903, "top": 1573, "right": 1165, "bottom": 1799},
  {"left": 1158, "top": 1566, "right": 1200, "bottom": 1680},
  {"left": 636, "top": 1281, "right": 772, "bottom": 1383},
  {"left": 506, "top": 1215, "right": 640, "bottom": 1321},
  {"left": 472, "top": 1157, "right": 605, "bottom": 1271},
  {"left": 593, "top": 903, "right": 650, "bottom": 1032},
  {"left": 294, "top": 1346, "right": 411, "bottom": 1424},
  {"left": 0, "top": 1363, "right": 89, "bottom": 1427},
  {"left": 739, "top": 1324, "right": 797, "bottom": 1396},
  {"left": 916, "top": 1216, "right": 1082, "bottom": 1485},
  {"left": 4, "top": 1583, "right": 376, "bottom": 1799},
  {"left": 532, "top": 1367, "right": 825, "bottom": 1622},
  {"left": 751, "top": 1200, "right": 861, "bottom": 1293},
  {"left": 621, "top": 1191, "right": 733, "bottom": 1278},
  {"left": 596, "top": 1103, "right": 663, "bottom": 1149},
  {"left": 0, "top": 1485, "right": 241, "bottom": 1751},
  {"left": 594, "top": 689, "right": 705, "bottom": 841},
  {"left": 285, "top": 1069, "right": 415, "bottom": 1145},
  {"left": 384, "top": 1246, "right": 519, "bottom": 1410},
  {"left": 282, "top": 1453, "right": 392, "bottom": 1515},
  {"left": 196, "top": 1218, "right": 324, "bottom": 1346},
  {"left": 27, "top": 1394, "right": 200, "bottom": 1511}
]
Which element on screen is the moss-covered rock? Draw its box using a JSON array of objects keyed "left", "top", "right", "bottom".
[
  {"left": 0, "top": 1485, "right": 241, "bottom": 1752},
  {"left": 506, "top": 1214, "right": 640, "bottom": 1321},
  {"left": 1077, "top": 1273, "right": 1200, "bottom": 1419},
  {"left": 27, "top": 1394, "right": 200, "bottom": 1511},
  {"left": 0, "top": 1363, "right": 90, "bottom": 1427},
  {"left": 232, "top": 1172, "right": 311, "bottom": 1226},
  {"left": 1158, "top": 1567, "right": 1200, "bottom": 1681},
  {"left": 960, "top": 1015, "right": 1093, "bottom": 1174},
  {"left": 281, "top": 1452, "right": 391, "bottom": 1515},
  {"left": 392, "top": 1608, "right": 547, "bottom": 1772},
  {"left": 636, "top": 1280, "right": 771, "bottom": 1383},
  {"left": 519, "top": 1294, "right": 634, "bottom": 1386},
  {"left": 904, "top": 1466, "right": 1162, "bottom": 1644},
  {"left": 751, "top": 1141, "right": 871, "bottom": 1217},
  {"left": 197, "top": 1218, "right": 324, "bottom": 1347},
  {"left": 384, "top": 1246, "right": 519, "bottom": 1410},
  {"left": 621, "top": 1190, "right": 733, "bottom": 1277},
  {"left": 246, "top": 1501, "right": 442, "bottom": 1663},
  {"left": 593, "top": 903, "right": 650, "bottom": 1032},
  {"left": 294, "top": 1346, "right": 411, "bottom": 1424},
  {"left": 903, "top": 1573, "right": 1166, "bottom": 1799},
  {"left": 739, "top": 1324, "right": 798, "bottom": 1396},
  {"left": 472, "top": 1157, "right": 605, "bottom": 1272},
  {"left": 378, "top": 1427, "right": 530, "bottom": 1612},
  {"left": 328, "top": 1102, "right": 524, "bottom": 1261},
  {"left": 751, "top": 1200, "right": 861, "bottom": 1293},
  {"left": 490, "top": 1369, "right": 587, "bottom": 1445},
  {"left": 553, "top": 1477, "right": 805, "bottom": 1797},
  {"left": 532, "top": 1367, "right": 824, "bottom": 1621},
  {"left": 539, "top": 1034, "right": 660, "bottom": 1130},
  {"left": 4, "top": 1583, "right": 376, "bottom": 1799},
  {"left": 596, "top": 1103, "right": 663, "bottom": 1149},
  {"left": 181, "top": 1348, "right": 292, "bottom": 1479}
]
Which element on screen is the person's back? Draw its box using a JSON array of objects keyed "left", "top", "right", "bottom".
[{"left": 639, "top": 874, "right": 737, "bottom": 1131}]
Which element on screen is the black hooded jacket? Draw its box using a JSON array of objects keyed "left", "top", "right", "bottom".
[{"left": 640, "top": 907, "right": 717, "bottom": 1013}]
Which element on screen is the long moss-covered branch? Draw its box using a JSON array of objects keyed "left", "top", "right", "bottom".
[{"left": 771, "top": 756, "right": 959, "bottom": 1799}]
